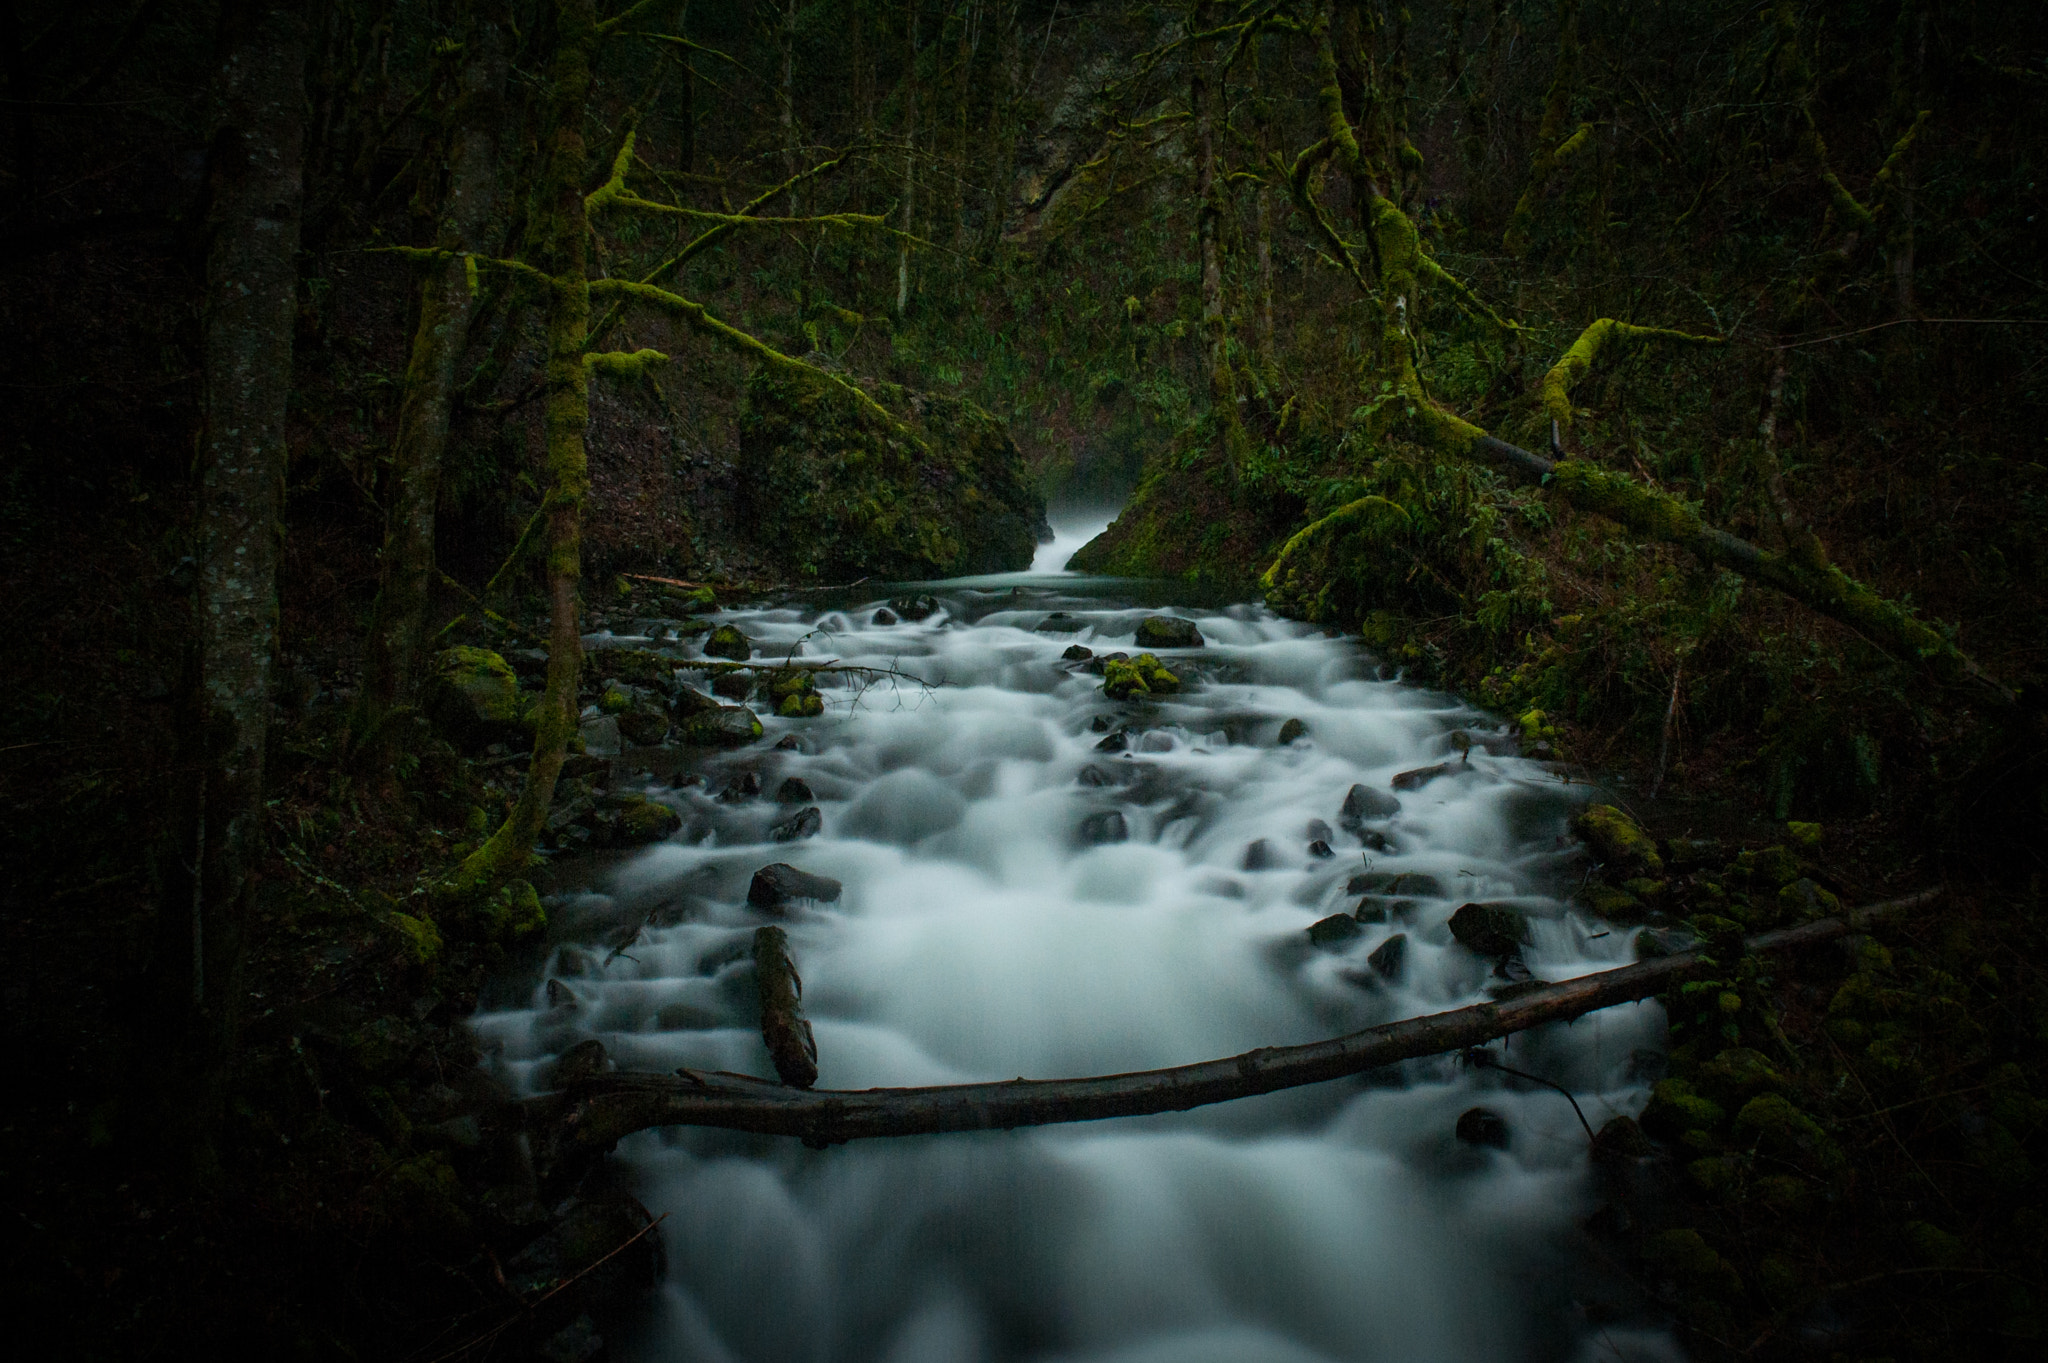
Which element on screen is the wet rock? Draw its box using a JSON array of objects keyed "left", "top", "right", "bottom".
[
  {"left": 1641, "top": 1078, "right": 1725, "bottom": 1141},
  {"left": 1307, "top": 913, "right": 1365, "bottom": 950},
  {"left": 1241, "top": 839, "right": 1277, "bottom": 871},
  {"left": 545, "top": 979, "right": 577, "bottom": 1010},
  {"left": 1035, "top": 612, "right": 1084, "bottom": 633},
  {"left": 711, "top": 670, "right": 754, "bottom": 700},
  {"left": 1366, "top": 932, "right": 1407, "bottom": 980},
  {"left": 1081, "top": 650, "right": 1129, "bottom": 676},
  {"left": 1305, "top": 818, "right": 1335, "bottom": 845},
  {"left": 704, "top": 624, "right": 752, "bottom": 661},
  {"left": 559, "top": 753, "right": 609, "bottom": 780},
  {"left": 1076, "top": 765, "right": 1110, "bottom": 787},
  {"left": 1778, "top": 876, "right": 1841, "bottom": 920},
  {"left": 539, "top": 1039, "right": 612, "bottom": 1089},
  {"left": 1633, "top": 925, "right": 1696, "bottom": 960},
  {"left": 770, "top": 805, "right": 823, "bottom": 842},
  {"left": 1094, "top": 729, "right": 1129, "bottom": 753},
  {"left": 1277, "top": 717, "right": 1308, "bottom": 745},
  {"left": 1338, "top": 784, "right": 1401, "bottom": 826},
  {"left": 1696, "top": 1047, "right": 1788, "bottom": 1106},
  {"left": 1662, "top": 836, "right": 1723, "bottom": 871},
  {"left": 1307, "top": 839, "right": 1333, "bottom": 859},
  {"left": 747, "top": 862, "right": 844, "bottom": 910},
  {"left": 1590, "top": 1115, "right": 1654, "bottom": 1166},
  {"left": 670, "top": 683, "right": 720, "bottom": 717},
  {"left": 718, "top": 771, "right": 762, "bottom": 802},
  {"left": 585, "top": 792, "right": 682, "bottom": 849},
  {"left": 1134, "top": 615, "right": 1204, "bottom": 649},
  {"left": 1455, "top": 1107, "right": 1510, "bottom": 1149},
  {"left": 425, "top": 645, "right": 533, "bottom": 746},
  {"left": 1078, "top": 810, "right": 1128, "bottom": 845},
  {"left": 1103, "top": 652, "right": 1180, "bottom": 700},
  {"left": 1358, "top": 828, "right": 1396, "bottom": 854},
  {"left": 675, "top": 705, "right": 764, "bottom": 748},
  {"left": 1090, "top": 714, "right": 1114, "bottom": 732},
  {"left": 871, "top": 607, "right": 898, "bottom": 626},
  {"left": 1449, "top": 901, "right": 1530, "bottom": 957},
  {"left": 1391, "top": 762, "right": 1454, "bottom": 791},
  {"left": 775, "top": 776, "right": 815, "bottom": 803},
  {"left": 768, "top": 669, "right": 825, "bottom": 718},
  {"left": 774, "top": 734, "right": 803, "bottom": 751},
  {"left": 890, "top": 594, "right": 940, "bottom": 621},
  {"left": 577, "top": 714, "right": 622, "bottom": 757},
  {"left": 617, "top": 703, "right": 671, "bottom": 746},
  {"left": 1572, "top": 804, "right": 1664, "bottom": 877},
  {"left": 1062, "top": 644, "right": 1094, "bottom": 661}
]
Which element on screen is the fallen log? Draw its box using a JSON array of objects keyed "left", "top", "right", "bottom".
[{"left": 525, "top": 891, "right": 1939, "bottom": 1171}]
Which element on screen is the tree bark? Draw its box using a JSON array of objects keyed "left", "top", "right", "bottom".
[
  {"left": 525, "top": 892, "right": 1940, "bottom": 1169},
  {"left": 1190, "top": 0, "right": 1240, "bottom": 466},
  {"left": 896, "top": 0, "right": 918, "bottom": 318},
  {"left": 1504, "top": 0, "right": 1582, "bottom": 257},
  {"left": 155, "top": 0, "right": 307, "bottom": 1162},
  {"left": 442, "top": 0, "right": 596, "bottom": 898},
  {"left": 352, "top": 6, "right": 508, "bottom": 770}
]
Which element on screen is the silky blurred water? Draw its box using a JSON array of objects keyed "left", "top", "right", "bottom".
[{"left": 470, "top": 550, "right": 1678, "bottom": 1363}]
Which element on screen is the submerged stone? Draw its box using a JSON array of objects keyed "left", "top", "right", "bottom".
[
  {"left": 675, "top": 705, "right": 763, "bottom": 748},
  {"left": 769, "top": 805, "right": 823, "bottom": 842},
  {"left": 1062, "top": 644, "right": 1094, "bottom": 661},
  {"left": 775, "top": 776, "right": 815, "bottom": 803},
  {"left": 1455, "top": 1107, "right": 1510, "bottom": 1149},
  {"left": 1035, "top": 612, "right": 1083, "bottom": 633},
  {"left": 871, "top": 607, "right": 898, "bottom": 626},
  {"left": 1338, "top": 784, "right": 1401, "bottom": 825},
  {"left": 1277, "top": 717, "right": 1308, "bottom": 745},
  {"left": 890, "top": 594, "right": 941, "bottom": 621},
  {"left": 1391, "top": 762, "right": 1454, "bottom": 791},
  {"left": 1078, "top": 810, "right": 1128, "bottom": 845},
  {"left": 1366, "top": 932, "right": 1408, "bottom": 980},
  {"left": 704, "top": 625, "right": 752, "bottom": 661}
]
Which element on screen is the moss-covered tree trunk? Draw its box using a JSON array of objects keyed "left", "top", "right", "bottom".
[
  {"left": 155, "top": 0, "right": 307, "bottom": 1165},
  {"left": 445, "top": 0, "right": 597, "bottom": 897},
  {"left": 896, "top": 0, "right": 918, "bottom": 317},
  {"left": 352, "top": 7, "right": 508, "bottom": 771},
  {"left": 1503, "top": 0, "right": 1583, "bottom": 257},
  {"left": 1190, "top": 0, "right": 1240, "bottom": 466}
]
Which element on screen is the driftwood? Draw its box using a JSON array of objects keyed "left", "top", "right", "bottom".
[
  {"left": 525, "top": 891, "right": 1939, "bottom": 1172},
  {"left": 752, "top": 925, "right": 818, "bottom": 1089}
]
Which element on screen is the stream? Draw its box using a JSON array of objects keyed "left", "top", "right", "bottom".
[{"left": 471, "top": 520, "right": 1679, "bottom": 1363}]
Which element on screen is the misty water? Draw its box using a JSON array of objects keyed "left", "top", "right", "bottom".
[{"left": 471, "top": 518, "right": 1678, "bottom": 1363}]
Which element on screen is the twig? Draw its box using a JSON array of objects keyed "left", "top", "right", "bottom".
[
  {"left": 1464, "top": 1046, "right": 1598, "bottom": 1141},
  {"left": 422, "top": 1213, "right": 668, "bottom": 1363},
  {"left": 1648, "top": 659, "right": 1684, "bottom": 798}
]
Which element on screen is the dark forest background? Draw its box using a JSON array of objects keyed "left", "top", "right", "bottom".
[{"left": 3, "top": 1, "right": 2046, "bottom": 1358}]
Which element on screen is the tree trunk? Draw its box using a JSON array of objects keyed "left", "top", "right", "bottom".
[
  {"left": 352, "top": 7, "right": 508, "bottom": 770},
  {"left": 524, "top": 892, "right": 1939, "bottom": 1168},
  {"left": 895, "top": 0, "right": 918, "bottom": 318},
  {"left": 1503, "top": 0, "right": 1582, "bottom": 257},
  {"left": 1190, "top": 0, "right": 1239, "bottom": 466},
  {"left": 443, "top": 0, "right": 596, "bottom": 898},
  {"left": 154, "top": 0, "right": 307, "bottom": 1165}
]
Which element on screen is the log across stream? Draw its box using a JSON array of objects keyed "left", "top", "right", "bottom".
[{"left": 476, "top": 541, "right": 1734, "bottom": 1362}]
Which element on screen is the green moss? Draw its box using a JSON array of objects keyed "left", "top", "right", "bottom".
[
  {"left": 1688, "top": 1154, "right": 1745, "bottom": 1200},
  {"left": 1573, "top": 804, "right": 1664, "bottom": 876},
  {"left": 1643, "top": 1228, "right": 1743, "bottom": 1302},
  {"left": 424, "top": 646, "right": 532, "bottom": 742},
  {"left": 598, "top": 686, "right": 632, "bottom": 714},
  {"left": 1103, "top": 653, "right": 1180, "bottom": 701},
  {"left": 1643, "top": 1078, "right": 1726, "bottom": 1140},
  {"left": 1778, "top": 877, "right": 1842, "bottom": 921},
  {"left": 386, "top": 911, "right": 444, "bottom": 966},
  {"left": 1736, "top": 1093, "right": 1845, "bottom": 1176},
  {"left": 1582, "top": 882, "right": 1645, "bottom": 920}
]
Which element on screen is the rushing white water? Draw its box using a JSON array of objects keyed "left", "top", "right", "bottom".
[
  {"left": 1029, "top": 512, "right": 1121, "bottom": 574},
  {"left": 472, "top": 565, "right": 1679, "bottom": 1363}
]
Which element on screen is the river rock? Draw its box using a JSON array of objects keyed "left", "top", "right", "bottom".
[
  {"left": 671, "top": 683, "right": 720, "bottom": 717},
  {"left": 1094, "top": 729, "right": 1129, "bottom": 753},
  {"left": 1366, "top": 932, "right": 1407, "bottom": 981},
  {"left": 890, "top": 594, "right": 940, "bottom": 621},
  {"left": 1305, "top": 818, "right": 1335, "bottom": 844},
  {"left": 1078, "top": 810, "right": 1128, "bottom": 845},
  {"left": 1449, "top": 901, "right": 1530, "bottom": 957},
  {"left": 747, "top": 862, "right": 843, "bottom": 910},
  {"left": 584, "top": 792, "right": 681, "bottom": 849},
  {"left": 871, "top": 607, "right": 898, "bottom": 626},
  {"left": 768, "top": 669, "right": 825, "bottom": 718},
  {"left": 1035, "top": 612, "right": 1083, "bottom": 633},
  {"left": 1062, "top": 644, "right": 1094, "bottom": 661},
  {"left": 1076, "top": 765, "right": 1109, "bottom": 787},
  {"left": 712, "top": 670, "right": 753, "bottom": 700},
  {"left": 1572, "top": 804, "right": 1663, "bottom": 876},
  {"left": 1102, "top": 653, "right": 1179, "bottom": 700},
  {"left": 578, "top": 713, "right": 622, "bottom": 757},
  {"left": 1348, "top": 871, "right": 1445, "bottom": 898},
  {"left": 617, "top": 703, "right": 671, "bottom": 746},
  {"left": 1307, "top": 839, "right": 1333, "bottom": 859},
  {"left": 1455, "top": 1107, "right": 1510, "bottom": 1149},
  {"left": 1307, "top": 913, "right": 1364, "bottom": 949},
  {"left": 1338, "top": 784, "right": 1401, "bottom": 826},
  {"left": 704, "top": 625, "right": 752, "bottom": 661},
  {"left": 1391, "top": 762, "right": 1454, "bottom": 791},
  {"left": 1241, "top": 839, "right": 1276, "bottom": 870},
  {"left": 770, "top": 805, "right": 823, "bottom": 842},
  {"left": 675, "top": 705, "right": 763, "bottom": 748},
  {"left": 1134, "top": 615, "right": 1204, "bottom": 649},
  {"left": 776, "top": 776, "right": 815, "bottom": 803},
  {"left": 1277, "top": 717, "right": 1307, "bottom": 745},
  {"left": 718, "top": 770, "right": 762, "bottom": 802}
]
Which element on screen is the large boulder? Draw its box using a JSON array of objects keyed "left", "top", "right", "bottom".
[
  {"left": 675, "top": 705, "right": 763, "bottom": 748},
  {"left": 738, "top": 365, "right": 1048, "bottom": 579},
  {"left": 1134, "top": 615, "right": 1204, "bottom": 649},
  {"left": 425, "top": 646, "right": 532, "bottom": 745}
]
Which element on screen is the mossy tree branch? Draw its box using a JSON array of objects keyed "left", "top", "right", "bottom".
[
  {"left": 1503, "top": 0, "right": 1583, "bottom": 257},
  {"left": 1539, "top": 319, "right": 1726, "bottom": 432}
]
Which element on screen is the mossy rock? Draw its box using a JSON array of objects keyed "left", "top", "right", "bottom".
[
  {"left": 1581, "top": 882, "right": 1646, "bottom": 921},
  {"left": 1642, "top": 1077, "right": 1726, "bottom": 1141},
  {"left": 1695, "top": 1047, "right": 1787, "bottom": 1106},
  {"left": 618, "top": 703, "right": 671, "bottom": 747},
  {"left": 598, "top": 686, "right": 633, "bottom": 714},
  {"left": 385, "top": 911, "right": 444, "bottom": 967},
  {"left": 477, "top": 880, "right": 548, "bottom": 943},
  {"left": 1643, "top": 1229, "right": 1743, "bottom": 1305},
  {"left": 1735, "top": 1093, "right": 1845, "bottom": 1176},
  {"left": 768, "top": 669, "right": 824, "bottom": 718},
  {"left": 675, "top": 705, "right": 764, "bottom": 748},
  {"left": 738, "top": 365, "right": 1046, "bottom": 578},
  {"left": 1102, "top": 653, "right": 1180, "bottom": 701},
  {"left": 424, "top": 646, "right": 533, "bottom": 746},
  {"left": 1134, "top": 615, "right": 1205, "bottom": 649},
  {"left": 1777, "top": 876, "right": 1841, "bottom": 921},
  {"left": 1572, "top": 804, "right": 1663, "bottom": 877},
  {"left": 704, "top": 625, "right": 752, "bottom": 661}
]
